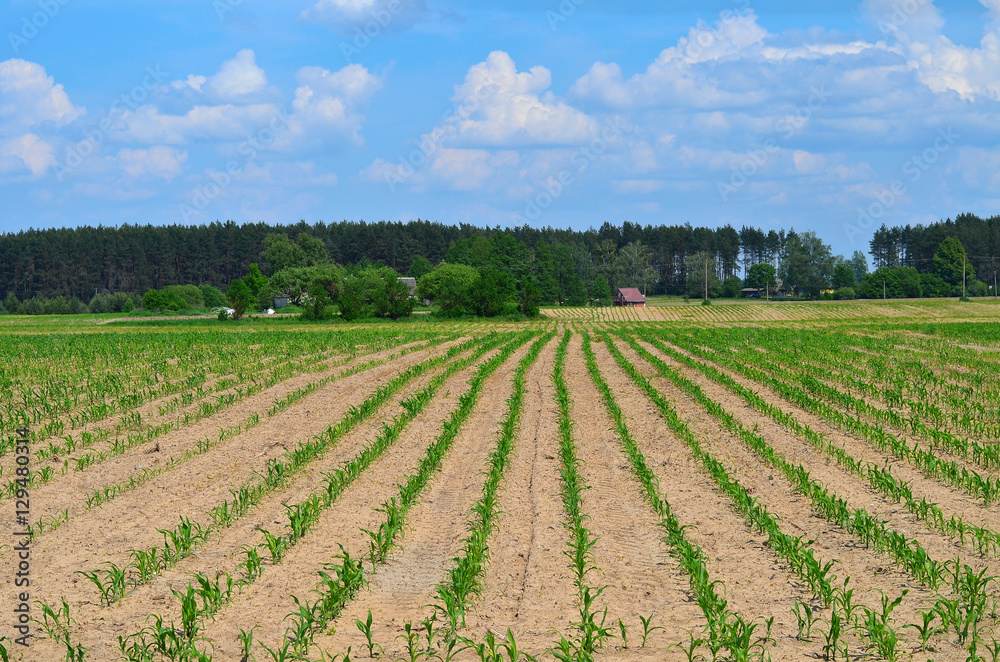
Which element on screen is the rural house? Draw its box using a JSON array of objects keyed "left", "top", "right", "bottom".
[
  {"left": 613, "top": 288, "right": 646, "bottom": 307},
  {"left": 397, "top": 277, "right": 418, "bottom": 298}
]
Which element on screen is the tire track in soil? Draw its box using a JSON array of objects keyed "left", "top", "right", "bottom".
[
  {"left": 190, "top": 341, "right": 534, "bottom": 661},
  {"left": 617, "top": 337, "right": 973, "bottom": 661},
  {"left": 18, "top": 341, "right": 466, "bottom": 620},
  {"left": 562, "top": 335, "right": 705, "bottom": 661},
  {"left": 309, "top": 339, "right": 539, "bottom": 659},
  {"left": 590, "top": 338, "right": 819, "bottom": 661},
  {"left": 461, "top": 338, "right": 581, "bottom": 655}
]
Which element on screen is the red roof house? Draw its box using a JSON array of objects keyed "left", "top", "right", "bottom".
[{"left": 613, "top": 288, "right": 646, "bottom": 307}]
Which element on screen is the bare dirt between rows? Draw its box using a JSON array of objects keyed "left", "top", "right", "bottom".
[
  {"left": 198, "top": 340, "right": 535, "bottom": 660},
  {"left": 629, "top": 336, "right": 998, "bottom": 660},
  {"left": 617, "top": 337, "right": 972, "bottom": 660},
  {"left": 310, "top": 339, "right": 535, "bottom": 658},
  {"left": 18, "top": 339, "right": 444, "bottom": 532},
  {"left": 13, "top": 342, "right": 464, "bottom": 644},
  {"left": 655, "top": 336, "right": 1000, "bottom": 565},
  {"left": 563, "top": 335, "right": 704, "bottom": 660},
  {"left": 460, "top": 337, "right": 581, "bottom": 655},
  {"left": 27, "top": 339, "right": 491, "bottom": 661}
]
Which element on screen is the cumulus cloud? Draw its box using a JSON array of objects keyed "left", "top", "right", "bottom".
[
  {"left": 299, "top": 0, "right": 428, "bottom": 32},
  {"left": 0, "top": 59, "right": 83, "bottom": 132},
  {"left": 361, "top": 51, "right": 603, "bottom": 193},
  {"left": 114, "top": 103, "right": 282, "bottom": 144},
  {"left": 0, "top": 133, "right": 56, "bottom": 175},
  {"left": 206, "top": 49, "right": 268, "bottom": 101},
  {"left": 864, "top": 0, "right": 1000, "bottom": 99},
  {"left": 571, "top": 11, "right": 769, "bottom": 109},
  {"left": 115, "top": 146, "right": 187, "bottom": 181},
  {"left": 115, "top": 54, "right": 381, "bottom": 152},
  {"left": 279, "top": 63, "right": 383, "bottom": 149},
  {"left": 443, "top": 51, "right": 598, "bottom": 147}
]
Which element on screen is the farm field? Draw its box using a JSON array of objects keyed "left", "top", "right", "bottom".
[{"left": 5, "top": 305, "right": 1000, "bottom": 661}]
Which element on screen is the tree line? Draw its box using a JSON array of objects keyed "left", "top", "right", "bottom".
[
  {"left": 0, "top": 213, "right": 996, "bottom": 311},
  {"left": 0, "top": 219, "right": 789, "bottom": 300}
]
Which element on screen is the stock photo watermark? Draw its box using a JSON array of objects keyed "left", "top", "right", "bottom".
[
  {"left": 546, "top": 0, "right": 585, "bottom": 30},
  {"left": 876, "top": 0, "right": 930, "bottom": 36},
  {"left": 54, "top": 66, "right": 169, "bottom": 182},
  {"left": 512, "top": 116, "right": 627, "bottom": 224},
  {"left": 178, "top": 109, "right": 291, "bottom": 222},
  {"left": 381, "top": 83, "right": 498, "bottom": 192},
  {"left": 340, "top": 0, "right": 406, "bottom": 61},
  {"left": 843, "top": 127, "right": 958, "bottom": 244},
  {"left": 717, "top": 84, "right": 830, "bottom": 201},
  {"left": 7, "top": 0, "right": 70, "bottom": 54},
  {"left": 213, "top": 0, "right": 244, "bottom": 21}
]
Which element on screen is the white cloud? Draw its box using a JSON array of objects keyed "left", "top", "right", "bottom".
[
  {"left": 571, "top": 11, "right": 769, "bottom": 109},
  {"left": 444, "top": 51, "right": 598, "bottom": 147},
  {"left": 171, "top": 74, "right": 207, "bottom": 92},
  {"left": 792, "top": 150, "right": 826, "bottom": 173},
  {"left": 0, "top": 59, "right": 83, "bottom": 131},
  {"left": 115, "top": 146, "right": 187, "bottom": 181},
  {"left": 360, "top": 51, "right": 602, "bottom": 194},
  {"left": 115, "top": 103, "right": 282, "bottom": 144},
  {"left": 116, "top": 52, "right": 381, "bottom": 152},
  {"left": 864, "top": 0, "right": 1000, "bottom": 99},
  {"left": 0, "top": 133, "right": 56, "bottom": 175},
  {"left": 300, "top": 0, "right": 427, "bottom": 31},
  {"left": 614, "top": 179, "right": 665, "bottom": 194},
  {"left": 279, "top": 63, "right": 383, "bottom": 149},
  {"left": 207, "top": 49, "right": 268, "bottom": 101}
]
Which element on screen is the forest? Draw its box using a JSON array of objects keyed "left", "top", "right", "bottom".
[{"left": 0, "top": 213, "right": 996, "bottom": 307}]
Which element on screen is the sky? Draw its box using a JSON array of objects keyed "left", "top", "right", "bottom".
[{"left": 1, "top": 0, "right": 999, "bottom": 257}]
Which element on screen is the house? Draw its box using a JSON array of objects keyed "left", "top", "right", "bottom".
[
  {"left": 613, "top": 288, "right": 646, "bottom": 307},
  {"left": 397, "top": 277, "right": 418, "bottom": 299},
  {"left": 741, "top": 287, "right": 761, "bottom": 298}
]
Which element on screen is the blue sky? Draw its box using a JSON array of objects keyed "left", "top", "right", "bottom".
[{"left": 2, "top": 0, "right": 999, "bottom": 258}]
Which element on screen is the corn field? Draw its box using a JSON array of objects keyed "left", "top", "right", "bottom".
[{"left": 7, "top": 309, "right": 1000, "bottom": 661}]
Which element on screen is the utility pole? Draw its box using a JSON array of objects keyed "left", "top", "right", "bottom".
[
  {"left": 963, "top": 254, "right": 967, "bottom": 298},
  {"left": 704, "top": 260, "right": 708, "bottom": 301},
  {"left": 883, "top": 279, "right": 886, "bottom": 301}
]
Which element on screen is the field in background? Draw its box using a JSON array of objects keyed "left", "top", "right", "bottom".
[
  {"left": 3, "top": 302, "right": 1000, "bottom": 661},
  {"left": 545, "top": 297, "right": 1000, "bottom": 323}
]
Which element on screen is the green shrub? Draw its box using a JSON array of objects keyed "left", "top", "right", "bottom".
[
  {"left": 338, "top": 278, "right": 365, "bottom": 321},
  {"left": 199, "top": 284, "right": 227, "bottom": 308},
  {"left": 163, "top": 284, "right": 204, "bottom": 309}
]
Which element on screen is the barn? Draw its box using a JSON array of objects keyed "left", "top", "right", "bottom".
[{"left": 613, "top": 288, "right": 647, "bottom": 307}]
